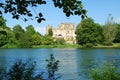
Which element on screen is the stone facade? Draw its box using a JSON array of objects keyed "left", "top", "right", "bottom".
[{"left": 46, "top": 23, "right": 76, "bottom": 44}]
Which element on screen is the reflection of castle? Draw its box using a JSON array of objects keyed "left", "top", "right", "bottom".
[{"left": 46, "top": 23, "right": 76, "bottom": 44}]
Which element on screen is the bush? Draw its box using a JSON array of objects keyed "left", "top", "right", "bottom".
[
  {"left": 1, "top": 43, "right": 16, "bottom": 48},
  {"left": 0, "top": 54, "right": 60, "bottom": 80},
  {"left": 55, "top": 38, "right": 65, "bottom": 45},
  {"left": 83, "top": 43, "right": 94, "bottom": 48},
  {"left": 46, "top": 54, "right": 60, "bottom": 80},
  {"left": 103, "top": 42, "right": 113, "bottom": 46},
  {"left": 90, "top": 62, "right": 120, "bottom": 80},
  {"left": 0, "top": 59, "right": 43, "bottom": 80}
]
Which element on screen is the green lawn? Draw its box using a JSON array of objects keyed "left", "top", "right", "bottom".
[
  {"left": 33, "top": 43, "right": 120, "bottom": 48},
  {"left": 33, "top": 44, "right": 82, "bottom": 48},
  {"left": 94, "top": 43, "right": 120, "bottom": 48}
]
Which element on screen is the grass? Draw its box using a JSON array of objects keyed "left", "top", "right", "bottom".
[
  {"left": 33, "top": 44, "right": 82, "bottom": 48},
  {"left": 33, "top": 43, "right": 120, "bottom": 48},
  {"left": 1, "top": 43, "right": 120, "bottom": 48},
  {"left": 94, "top": 43, "right": 120, "bottom": 48}
]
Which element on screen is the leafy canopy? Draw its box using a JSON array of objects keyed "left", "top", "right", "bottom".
[
  {"left": 76, "top": 18, "right": 103, "bottom": 46},
  {"left": 0, "top": 0, "right": 87, "bottom": 23}
]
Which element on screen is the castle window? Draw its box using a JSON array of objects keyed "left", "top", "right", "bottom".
[{"left": 58, "top": 34, "right": 62, "bottom": 36}]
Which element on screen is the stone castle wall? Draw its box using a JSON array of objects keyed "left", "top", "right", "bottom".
[{"left": 46, "top": 23, "right": 76, "bottom": 44}]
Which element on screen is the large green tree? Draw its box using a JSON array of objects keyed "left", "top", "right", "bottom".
[
  {"left": 18, "top": 33, "right": 33, "bottom": 48},
  {"left": 0, "top": 0, "right": 87, "bottom": 23},
  {"left": 103, "top": 15, "right": 117, "bottom": 45},
  {"left": 42, "top": 35, "right": 54, "bottom": 45},
  {"left": 76, "top": 18, "right": 103, "bottom": 47},
  {"left": 26, "top": 25, "right": 36, "bottom": 35},
  {"left": 0, "top": 17, "right": 15, "bottom": 47},
  {"left": 32, "top": 33, "right": 42, "bottom": 45},
  {"left": 13, "top": 24, "right": 25, "bottom": 40},
  {"left": 0, "top": 17, "right": 7, "bottom": 28},
  {"left": 114, "top": 24, "right": 120, "bottom": 43}
]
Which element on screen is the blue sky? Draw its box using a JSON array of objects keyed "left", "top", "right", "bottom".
[{"left": 3, "top": 0, "right": 120, "bottom": 35}]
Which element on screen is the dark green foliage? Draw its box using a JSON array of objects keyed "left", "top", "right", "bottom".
[
  {"left": 32, "top": 33, "right": 42, "bottom": 45},
  {"left": 0, "top": 59, "right": 43, "bottom": 80},
  {"left": 114, "top": 24, "right": 120, "bottom": 43},
  {"left": 0, "top": 54, "right": 60, "bottom": 80},
  {"left": 12, "top": 25, "right": 34, "bottom": 48},
  {"left": 0, "top": 31, "right": 7, "bottom": 47},
  {"left": 46, "top": 54, "right": 60, "bottom": 80},
  {"left": 52, "top": 0, "right": 87, "bottom": 19},
  {"left": 26, "top": 25, "right": 36, "bottom": 35},
  {"left": 83, "top": 43, "right": 94, "bottom": 48},
  {"left": 0, "top": 0, "right": 86, "bottom": 23},
  {"left": 18, "top": 33, "right": 33, "bottom": 48},
  {"left": 90, "top": 62, "right": 120, "bottom": 80},
  {"left": 12, "top": 25, "right": 25, "bottom": 40},
  {"left": 0, "top": 17, "right": 7, "bottom": 28},
  {"left": 55, "top": 38, "right": 65, "bottom": 45},
  {"left": 76, "top": 18, "right": 103, "bottom": 47},
  {"left": 42, "top": 35, "right": 54, "bottom": 45},
  {"left": 0, "top": 29, "right": 16, "bottom": 47},
  {"left": 48, "top": 28, "right": 53, "bottom": 37}
]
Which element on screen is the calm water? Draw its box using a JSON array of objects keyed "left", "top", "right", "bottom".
[{"left": 0, "top": 48, "right": 120, "bottom": 80}]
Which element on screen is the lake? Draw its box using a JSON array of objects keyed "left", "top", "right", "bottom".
[{"left": 0, "top": 48, "right": 120, "bottom": 80}]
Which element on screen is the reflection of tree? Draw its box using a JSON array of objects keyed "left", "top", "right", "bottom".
[
  {"left": 75, "top": 50, "right": 97, "bottom": 79},
  {"left": 0, "top": 52, "right": 7, "bottom": 70}
]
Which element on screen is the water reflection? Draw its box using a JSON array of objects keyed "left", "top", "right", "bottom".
[{"left": 0, "top": 48, "right": 120, "bottom": 80}]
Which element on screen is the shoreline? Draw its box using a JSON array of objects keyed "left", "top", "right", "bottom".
[{"left": 1, "top": 43, "right": 120, "bottom": 49}]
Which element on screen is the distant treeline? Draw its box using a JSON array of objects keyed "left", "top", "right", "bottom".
[
  {"left": 1, "top": 15, "right": 120, "bottom": 48},
  {"left": 76, "top": 15, "right": 120, "bottom": 47},
  {"left": 0, "top": 17, "right": 65, "bottom": 48}
]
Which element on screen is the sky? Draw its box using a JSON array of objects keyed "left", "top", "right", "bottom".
[{"left": 3, "top": 0, "right": 120, "bottom": 35}]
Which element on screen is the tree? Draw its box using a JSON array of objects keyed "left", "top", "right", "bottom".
[
  {"left": 12, "top": 24, "right": 25, "bottom": 40},
  {"left": 0, "top": 28, "right": 16, "bottom": 48},
  {"left": 42, "top": 35, "right": 54, "bottom": 45},
  {"left": 46, "top": 54, "right": 59, "bottom": 80},
  {"left": 90, "top": 62, "right": 120, "bottom": 80},
  {"left": 18, "top": 33, "right": 33, "bottom": 48},
  {"left": 0, "top": 17, "right": 15, "bottom": 47},
  {"left": 0, "top": 17, "right": 7, "bottom": 28},
  {"left": 26, "top": 25, "right": 36, "bottom": 35},
  {"left": 55, "top": 38, "right": 65, "bottom": 45},
  {"left": 0, "top": 59, "right": 43, "bottom": 80},
  {"left": 48, "top": 28, "right": 53, "bottom": 36},
  {"left": 32, "top": 33, "right": 42, "bottom": 45},
  {"left": 0, "top": 0, "right": 87, "bottom": 23},
  {"left": 0, "top": 29, "right": 7, "bottom": 47},
  {"left": 114, "top": 24, "right": 120, "bottom": 43},
  {"left": 103, "top": 15, "right": 117, "bottom": 45},
  {"left": 76, "top": 18, "right": 103, "bottom": 47}
]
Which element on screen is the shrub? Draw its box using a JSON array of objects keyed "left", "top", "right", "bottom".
[
  {"left": 55, "top": 38, "right": 65, "bottom": 45},
  {"left": 0, "top": 59, "right": 43, "bottom": 80},
  {"left": 46, "top": 54, "right": 60, "bottom": 80},
  {"left": 83, "top": 43, "right": 94, "bottom": 48},
  {"left": 90, "top": 62, "right": 120, "bottom": 80},
  {"left": 0, "top": 54, "right": 60, "bottom": 80}
]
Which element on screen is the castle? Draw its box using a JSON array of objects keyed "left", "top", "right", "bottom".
[{"left": 46, "top": 23, "right": 76, "bottom": 44}]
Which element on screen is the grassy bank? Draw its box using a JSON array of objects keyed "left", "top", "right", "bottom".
[
  {"left": 33, "top": 44, "right": 82, "bottom": 48},
  {"left": 33, "top": 43, "right": 120, "bottom": 48},
  {"left": 1, "top": 43, "right": 120, "bottom": 48},
  {"left": 93, "top": 43, "right": 120, "bottom": 48}
]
